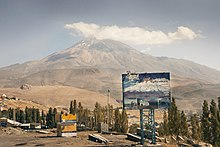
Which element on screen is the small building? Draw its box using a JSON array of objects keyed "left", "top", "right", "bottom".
[
  {"left": 0, "top": 118, "right": 21, "bottom": 127},
  {"left": 0, "top": 117, "right": 7, "bottom": 127},
  {"left": 0, "top": 106, "right": 8, "bottom": 111},
  {"left": 57, "top": 114, "right": 77, "bottom": 137},
  {"left": 98, "top": 122, "right": 109, "bottom": 133}
]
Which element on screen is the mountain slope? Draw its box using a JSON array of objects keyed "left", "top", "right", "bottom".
[
  {"left": 157, "top": 57, "right": 220, "bottom": 83},
  {"left": 0, "top": 38, "right": 220, "bottom": 111},
  {"left": 1, "top": 39, "right": 220, "bottom": 85}
]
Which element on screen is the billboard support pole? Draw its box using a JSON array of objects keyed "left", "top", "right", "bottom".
[
  {"left": 139, "top": 108, "right": 156, "bottom": 145},
  {"left": 139, "top": 108, "right": 144, "bottom": 145}
]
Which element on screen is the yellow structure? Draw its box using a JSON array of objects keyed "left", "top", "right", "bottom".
[
  {"left": 57, "top": 114, "right": 77, "bottom": 137},
  {"left": 61, "top": 114, "right": 76, "bottom": 122},
  {"left": 61, "top": 125, "right": 76, "bottom": 132}
]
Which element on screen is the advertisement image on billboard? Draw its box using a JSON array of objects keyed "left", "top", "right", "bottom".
[{"left": 122, "top": 72, "right": 171, "bottom": 110}]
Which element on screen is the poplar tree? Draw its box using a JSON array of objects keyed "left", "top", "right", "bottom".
[
  {"left": 53, "top": 108, "right": 58, "bottom": 127},
  {"left": 83, "top": 108, "right": 90, "bottom": 126},
  {"left": 77, "top": 102, "right": 84, "bottom": 123},
  {"left": 180, "top": 110, "right": 189, "bottom": 137},
  {"left": 19, "top": 110, "right": 25, "bottom": 123},
  {"left": 218, "top": 97, "right": 220, "bottom": 112},
  {"left": 210, "top": 99, "right": 217, "bottom": 117},
  {"left": 25, "top": 107, "right": 32, "bottom": 123},
  {"left": 46, "top": 107, "right": 54, "bottom": 128},
  {"left": 8, "top": 108, "right": 14, "bottom": 120},
  {"left": 209, "top": 99, "right": 219, "bottom": 145},
  {"left": 114, "top": 108, "right": 121, "bottom": 132},
  {"left": 191, "top": 114, "right": 201, "bottom": 141},
  {"left": 94, "top": 102, "right": 104, "bottom": 126},
  {"left": 70, "top": 100, "right": 74, "bottom": 114},
  {"left": 73, "top": 99, "right": 77, "bottom": 114},
  {"left": 210, "top": 116, "right": 220, "bottom": 146},
  {"left": 201, "top": 100, "right": 210, "bottom": 142},
  {"left": 175, "top": 110, "right": 181, "bottom": 136},
  {"left": 121, "top": 109, "right": 128, "bottom": 133},
  {"left": 41, "top": 110, "right": 46, "bottom": 125},
  {"left": 32, "top": 107, "right": 37, "bottom": 123},
  {"left": 163, "top": 111, "right": 168, "bottom": 136},
  {"left": 218, "top": 97, "right": 220, "bottom": 126},
  {"left": 168, "top": 97, "right": 179, "bottom": 135},
  {"left": 217, "top": 110, "right": 220, "bottom": 124},
  {"left": 15, "top": 108, "right": 20, "bottom": 122},
  {"left": 36, "top": 109, "right": 40, "bottom": 123}
]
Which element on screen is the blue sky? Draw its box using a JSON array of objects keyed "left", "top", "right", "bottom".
[{"left": 0, "top": 0, "right": 220, "bottom": 70}]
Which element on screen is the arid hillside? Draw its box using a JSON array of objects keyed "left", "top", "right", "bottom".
[{"left": 0, "top": 86, "right": 120, "bottom": 110}]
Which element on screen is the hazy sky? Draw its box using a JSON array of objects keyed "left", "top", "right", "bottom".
[{"left": 1, "top": 0, "right": 220, "bottom": 70}]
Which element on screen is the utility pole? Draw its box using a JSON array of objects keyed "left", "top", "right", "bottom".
[{"left": 108, "top": 89, "right": 110, "bottom": 105}]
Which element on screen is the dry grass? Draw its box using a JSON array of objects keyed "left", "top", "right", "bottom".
[
  {"left": 0, "top": 85, "right": 120, "bottom": 110},
  {"left": 5, "top": 99, "right": 48, "bottom": 111}
]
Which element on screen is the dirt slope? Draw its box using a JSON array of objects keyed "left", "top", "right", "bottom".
[{"left": 0, "top": 86, "right": 120, "bottom": 109}]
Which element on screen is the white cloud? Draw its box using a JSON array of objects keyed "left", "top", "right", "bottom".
[
  {"left": 168, "top": 26, "right": 199, "bottom": 40},
  {"left": 65, "top": 22, "right": 201, "bottom": 45}
]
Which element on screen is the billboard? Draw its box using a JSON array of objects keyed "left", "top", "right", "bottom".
[{"left": 122, "top": 72, "right": 171, "bottom": 110}]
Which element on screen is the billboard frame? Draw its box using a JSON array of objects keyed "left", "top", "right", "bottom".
[
  {"left": 122, "top": 71, "right": 171, "bottom": 145},
  {"left": 122, "top": 72, "right": 171, "bottom": 110}
]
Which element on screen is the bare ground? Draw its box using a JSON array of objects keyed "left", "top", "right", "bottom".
[{"left": 0, "top": 128, "right": 138, "bottom": 147}]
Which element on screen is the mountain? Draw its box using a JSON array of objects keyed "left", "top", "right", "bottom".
[
  {"left": 1, "top": 38, "right": 220, "bottom": 85},
  {"left": 0, "top": 38, "right": 220, "bottom": 111}
]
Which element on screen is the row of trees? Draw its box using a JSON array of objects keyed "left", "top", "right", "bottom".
[
  {"left": 46, "top": 107, "right": 58, "bottom": 128},
  {"left": 1, "top": 100, "right": 128, "bottom": 133},
  {"left": 159, "top": 97, "right": 220, "bottom": 146},
  {"left": 201, "top": 98, "right": 220, "bottom": 146},
  {"left": 69, "top": 100, "right": 128, "bottom": 133},
  {"left": 6, "top": 107, "right": 42, "bottom": 124},
  {"left": 159, "top": 98, "right": 189, "bottom": 137},
  {"left": 114, "top": 108, "right": 128, "bottom": 133}
]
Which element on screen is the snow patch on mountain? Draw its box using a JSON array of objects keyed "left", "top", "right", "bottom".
[{"left": 124, "top": 78, "right": 170, "bottom": 93}]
